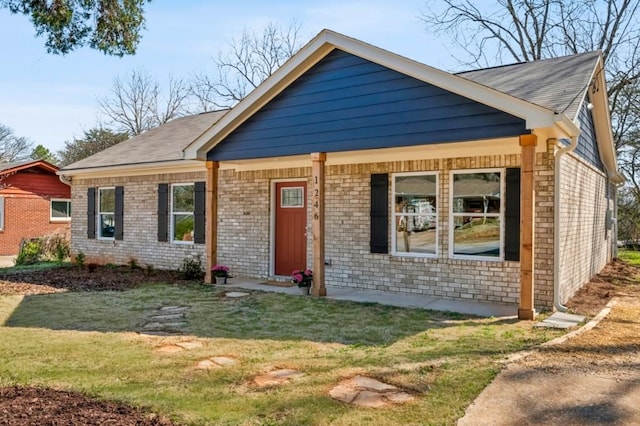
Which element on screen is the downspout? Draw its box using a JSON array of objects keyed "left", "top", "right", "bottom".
[{"left": 553, "top": 135, "right": 579, "bottom": 312}]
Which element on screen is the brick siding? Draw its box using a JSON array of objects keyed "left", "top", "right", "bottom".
[
  {"left": 71, "top": 171, "right": 206, "bottom": 269},
  {"left": 0, "top": 195, "right": 70, "bottom": 255},
  {"left": 557, "top": 152, "right": 614, "bottom": 303}
]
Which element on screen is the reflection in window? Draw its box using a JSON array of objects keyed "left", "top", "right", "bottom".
[
  {"left": 393, "top": 173, "right": 437, "bottom": 256},
  {"left": 51, "top": 199, "right": 71, "bottom": 220},
  {"left": 451, "top": 171, "right": 502, "bottom": 258},
  {"left": 172, "top": 184, "right": 195, "bottom": 243},
  {"left": 98, "top": 188, "right": 115, "bottom": 239}
]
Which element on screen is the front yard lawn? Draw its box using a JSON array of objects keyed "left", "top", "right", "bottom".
[{"left": 0, "top": 267, "right": 563, "bottom": 425}]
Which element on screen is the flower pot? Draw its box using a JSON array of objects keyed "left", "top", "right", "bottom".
[
  {"left": 299, "top": 286, "right": 310, "bottom": 295},
  {"left": 214, "top": 276, "right": 228, "bottom": 284}
]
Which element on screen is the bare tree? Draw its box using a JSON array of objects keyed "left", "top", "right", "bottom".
[
  {"left": 421, "top": 0, "right": 640, "bottom": 151},
  {"left": 190, "top": 22, "right": 304, "bottom": 111},
  {"left": 98, "top": 69, "right": 189, "bottom": 135},
  {"left": 0, "top": 123, "right": 32, "bottom": 162}
]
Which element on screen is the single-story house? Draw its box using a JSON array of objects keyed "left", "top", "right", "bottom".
[
  {"left": 0, "top": 159, "right": 71, "bottom": 255},
  {"left": 59, "top": 30, "right": 623, "bottom": 319}
]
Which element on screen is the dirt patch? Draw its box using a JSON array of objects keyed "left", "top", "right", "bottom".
[
  {"left": 252, "top": 369, "right": 304, "bottom": 387},
  {"left": 0, "top": 265, "right": 197, "bottom": 295},
  {"left": 565, "top": 258, "right": 640, "bottom": 316},
  {"left": 0, "top": 386, "right": 176, "bottom": 425}
]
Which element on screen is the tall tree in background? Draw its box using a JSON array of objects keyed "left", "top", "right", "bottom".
[
  {"left": 30, "top": 144, "right": 59, "bottom": 165},
  {"left": 58, "top": 127, "right": 128, "bottom": 167},
  {"left": 1, "top": 0, "right": 150, "bottom": 56},
  {"left": 0, "top": 123, "right": 32, "bottom": 162},
  {"left": 98, "top": 69, "right": 189, "bottom": 135},
  {"left": 190, "top": 22, "right": 304, "bottom": 111},
  {"left": 421, "top": 0, "right": 640, "bottom": 240}
]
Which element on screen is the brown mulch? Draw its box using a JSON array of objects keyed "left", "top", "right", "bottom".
[
  {"left": 565, "top": 258, "right": 640, "bottom": 316},
  {"left": 0, "top": 386, "right": 177, "bottom": 426},
  {"left": 0, "top": 265, "right": 193, "bottom": 296}
]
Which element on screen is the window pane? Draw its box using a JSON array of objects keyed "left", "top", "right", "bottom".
[
  {"left": 100, "top": 213, "right": 115, "bottom": 238},
  {"left": 453, "top": 216, "right": 500, "bottom": 257},
  {"left": 173, "top": 185, "right": 194, "bottom": 212},
  {"left": 281, "top": 187, "right": 303, "bottom": 207},
  {"left": 394, "top": 174, "right": 437, "bottom": 255},
  {"left": 99, "top": 188, "right": 115, "bottom": 212},
  {"left": 52, "top": 201, "right": 71, "bottom": 218},
  {"left": 395, "top": 225, "right": 436, "bottom": 254},
  {"left": 173, "top": 214, "right": 194, "bottom": 241},
  {"left": 453, "top": 172, "right": 501, "bottom": 213}
]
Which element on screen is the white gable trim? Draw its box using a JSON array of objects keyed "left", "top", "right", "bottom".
[{"left": 183, "top": 29, "right": 562, "bottom": 160}]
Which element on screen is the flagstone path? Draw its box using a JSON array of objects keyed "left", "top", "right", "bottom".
[{"left": 329, "top": 375, "right": 415, "bottom": 408}]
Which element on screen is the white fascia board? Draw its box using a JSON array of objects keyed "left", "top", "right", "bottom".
[
  {"left": 57, "top": 160, "right": 206, "bottom": 180},
  {"left": 184, "top": 29, "right": 559, "bottom": 161}
]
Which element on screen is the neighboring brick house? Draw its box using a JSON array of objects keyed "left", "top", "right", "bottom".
[
  {"left": 59, "top": 30, "right": 623, "bottom": 319},
  {"left": 0, "top": 160, "right": 71, "bottom": 255}
]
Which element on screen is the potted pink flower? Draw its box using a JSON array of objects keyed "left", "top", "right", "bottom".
[
  {"left": 291, "top": 269, "right": 313, "bottom": 295},
  {"left": 212, "top": 265, "right": 230, "bottom": 284}
]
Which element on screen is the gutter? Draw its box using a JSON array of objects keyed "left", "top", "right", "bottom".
[
  {"left": 58, "top": 173, "right": 71, "bottom": 186},
  {"left": 552, "top": 135, "right": 579, "bottom": 312}
]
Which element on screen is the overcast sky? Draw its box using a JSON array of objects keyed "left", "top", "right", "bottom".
[{"left": 0, "top": 0, "right": 464, "bottom": 153}]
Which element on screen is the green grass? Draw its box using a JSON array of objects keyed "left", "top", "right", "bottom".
[
  {"left": 0, "top": 281, "right": 564, "bottom": 425},
  {"left": 618, "top": 248, "right": 640, "bottom": 266}
]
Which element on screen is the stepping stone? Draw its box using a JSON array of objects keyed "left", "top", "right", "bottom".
[
  {"left": 352, "top": 375, "right": 397, "bottom": 391},
  {"left": 156, "top": 345, "right": 184, "bottom": 353},
  {"left": 351, "top": 390, "right": 388, "bottom": 408},
  {"left": 253, "top": 369, "right": 304, "bottom": 387},
  {"left": 176, "top": 341, "right": 203, "bottom": 350},
  {"left": 534, "top": 312, "right": 586, "bottom": 329},
  {"left": 196, "top": 359, "right": 218, "bottom": 370},
  {"left": 328, "top": 376, "right": 415, "bottom": 407},
  {"left": 142, "top": 322, "right": 166, "bottom": 330},
  {"left": 328, "top": 384, "right": 357, "bottom": 404},
  {"left": 225, "top": 292, "right": 250, "bottom": 298},
  {"left": 211, "top": 356, "right": 237, "bottom": 366},
  {"left": 150, "top": 313, "right": 184, "bottom": 321},
  {"left": 159, "top": 306, "right": 190, "bottom": 312},
  {"left": 162, "top": 322, "right": 188, "bottom": 328}
]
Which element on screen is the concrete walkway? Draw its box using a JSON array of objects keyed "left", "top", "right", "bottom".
[
  {"left": 223, "top": 277, "right": 516, "bottom": 317},
  {"left": 0, "top": 256, "right": 15, "bottom": 268}
]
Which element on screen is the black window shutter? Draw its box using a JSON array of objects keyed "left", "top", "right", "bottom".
[
  {"left": 157, "top": 183, "right": 169, "bottom": 242},
  {"left": 194, "top": 181, "right": 206, "bottom": 244},
  {"left": 370, "top": 173, "right": 389, "bottom": 253},
  {"left": 87, "top": 187, "right": 96, "bottom": 239},
  {"left": 504, "top": 168, "right": 521, "bottom": 261},
  {"left": 115, "top": 186, "right": 124, "bottom": 240}
]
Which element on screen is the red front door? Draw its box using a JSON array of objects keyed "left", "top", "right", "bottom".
[{"left": 275, "top": 182, "right": 307, "bottom": 276}]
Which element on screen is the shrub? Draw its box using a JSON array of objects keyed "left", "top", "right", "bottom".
[
  {"left": 128, "top": 258, "right": 140, "bottom": 270},
  {"left": 15, "top": 240, "right": 43, "bottom": 265},
  {"left": 178, "top": 255, "right": 204, "bottom": 280},
  {"left": 75, "top": 251, "right": 86, "bottom": 269}
]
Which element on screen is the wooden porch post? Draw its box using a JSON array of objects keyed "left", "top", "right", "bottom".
[
  {"left": 311, "top": 153, "right": 326, "bottom": 297},
  {"left": 519, "top": 134, "right": 537, "bottom": 320},
  {"left": 205, "top": 161, "right": 219, "bottom": 284}
]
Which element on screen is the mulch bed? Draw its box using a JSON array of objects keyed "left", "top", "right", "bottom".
[
  {"left": 0, "top": 386, "right": 176, "bottom": 425},
  {"left": 0, "top": 265, "right": 194, "bottom": 295}
]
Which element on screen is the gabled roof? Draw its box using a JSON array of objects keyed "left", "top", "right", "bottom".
[
  {"left": 184, "top": 29, "right": 583, "bottom": 160},
  {"left": 458, "top": 51, "right": 601, "bottom": 121},
  {"left": 0, "top": 159, "right": 59, "bottom": 175},
  {"left": 60, "top": 110, "right": 228, "bottom": 173}
]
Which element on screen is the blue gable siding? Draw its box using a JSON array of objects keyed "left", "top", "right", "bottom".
[
  {"left": 207, "top": 49, "right": 528, "bottom": 161},
  {"left": 575, "top": 101, "right": 604, "bottom": 171}
]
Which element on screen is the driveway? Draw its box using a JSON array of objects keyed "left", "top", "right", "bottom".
[{"left": 458, "top": 295, "right": 640, "bottom": 425}]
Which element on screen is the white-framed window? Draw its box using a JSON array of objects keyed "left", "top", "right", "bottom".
[
  {"left": 98, "top": 187, "right": 115, "bottom": 240},
  {"left": 51, "top": 198, "right": 71, "bottom": 221},
  {"left": 280, "top": 187, "right": 304, "bottom": 208},
  {"left": 171, "top": 183, "right": 195, "bottom": 243},
  {"left": 450, "top": 169, "right": 503, "bottom": 260},
  {"left": 392, "top": 172, "right": 438, "bottom": 257}
]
